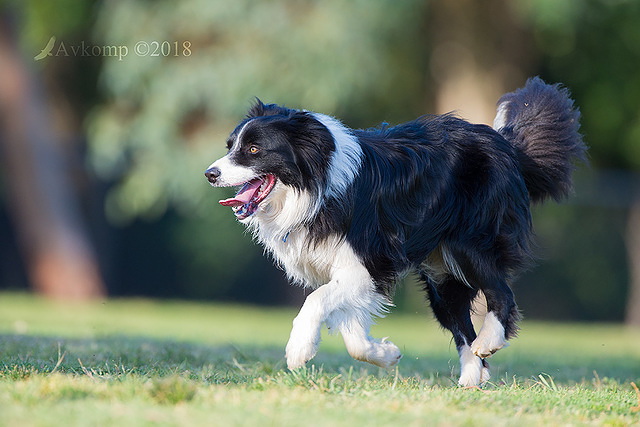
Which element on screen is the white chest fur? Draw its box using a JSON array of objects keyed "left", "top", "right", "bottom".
[{"left": 245, "top": 186, "right": 337, "bottom": 288}]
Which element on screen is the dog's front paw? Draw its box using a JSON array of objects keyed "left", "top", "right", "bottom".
[
  {"left": 285, "top": 339, "right": 318, "bottom": 370},
  {"left": 285, "top": 323, "right": 320, "bottom": 370},
  {"left": 345, "top": 336, "right": 402, "bottom": 369}
]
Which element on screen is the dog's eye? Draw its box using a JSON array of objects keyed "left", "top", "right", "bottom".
[{"left": 249, "top": 146, "right": 259, "bottom": 154}]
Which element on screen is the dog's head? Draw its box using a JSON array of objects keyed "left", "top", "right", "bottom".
[{"left": 205, "top": 100, "right": 337, "bottom": 221}]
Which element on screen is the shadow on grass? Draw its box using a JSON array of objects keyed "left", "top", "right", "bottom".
[
  {"left": 0, "top": 334, "right": 286, "bottom": 382},
  {"left": 2, "top": 333, "right": 639, "bottom": 386},
  {"left": 0, "top": 333, "right": 460, "bottom": 387}
]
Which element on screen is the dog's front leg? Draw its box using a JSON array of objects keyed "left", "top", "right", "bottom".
[
  {"left": 285, "top": 286, "right": 327, "bottom": 369},
  {"left": 285, "top": 258, "right": 398, "bottom": 370}
]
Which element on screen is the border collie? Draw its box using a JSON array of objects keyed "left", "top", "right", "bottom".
[{"left": 204, "top": 77, "right": 586, "bottom": 386}]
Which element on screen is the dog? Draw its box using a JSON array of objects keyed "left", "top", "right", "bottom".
[{"left": 204, "top": 77, "right": 586, "bottom": 386}]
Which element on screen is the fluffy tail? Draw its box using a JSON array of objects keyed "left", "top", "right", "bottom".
[{"left": 494, "top": 77, "right": 587, "bottom": 204}]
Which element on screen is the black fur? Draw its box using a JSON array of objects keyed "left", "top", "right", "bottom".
[{"left": 496, "top": 77, "right": 587, "bottom": 203}]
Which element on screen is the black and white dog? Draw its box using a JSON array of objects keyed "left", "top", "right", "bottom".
[{"left": 205, "top": 77, "right": 586, "bottom": 386}]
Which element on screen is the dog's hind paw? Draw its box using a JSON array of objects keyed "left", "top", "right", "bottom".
[
  {"left": 471, "top": 311, "right": 509, "bottom": 358},
  {"left": 458, "top": 346, "right": 491, "bottom": 386}
]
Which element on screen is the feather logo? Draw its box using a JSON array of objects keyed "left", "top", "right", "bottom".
[{"left": 34, "top": 36, "right": 56, "bottom": 61}]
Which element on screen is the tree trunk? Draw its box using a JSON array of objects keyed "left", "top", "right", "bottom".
[
  {"left": 0, "top": 21, "right": 106, "bottom": 299},
  {"left": 626, "top": 199, "right": 640, "bottom": 326},
  {"left": 428, "top": 0, "right": 534, "bottom": 124}
]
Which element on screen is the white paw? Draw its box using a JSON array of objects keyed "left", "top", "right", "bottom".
[
  {"left": 458, "top": 364, "right": 481, "bottom": 386},
  {"left": 285, "top": 319, "right": 320, "bottom": 370},
  {"left": 344, "top": 335, "right": 402, "bottom": 369},
  {"left": 366, "top": 338, "right": 402, "bottom": 368},
  {"left": 471, "top": 312, "right": 508, "bottom": 358},
  {"left": 285, "top": 337, "right": 318, "bottom": 370},
  {"left": 458, "top": 345, "right": 491, "bottom": 387},
  {"left": 471, "top": 334, "right": 508, "bottom": 358},
  {"left": 458, "top": 347, "right": 482, "bottom": 386},
  {"left": 480, "top": 361, "right": 491, "bottom": 383}
]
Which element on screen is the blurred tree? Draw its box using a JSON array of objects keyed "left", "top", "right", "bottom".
[
  {"left": 626, "top": 199, "right": 640, "bottom": 325},
  {"left": 428, "top": 0, "right": 534, "bottom": 124},
  {"left": 0, "top": 3, "right": 105, "bottom": 299}
]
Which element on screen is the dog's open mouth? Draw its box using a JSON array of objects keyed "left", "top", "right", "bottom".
[{"left": 219, "top": 174, "right": 277, "bottom": 220}]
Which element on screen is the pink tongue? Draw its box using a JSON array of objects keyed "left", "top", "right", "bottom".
[{"left": 219, "top": 178, "right": 263, "bottom": 207}]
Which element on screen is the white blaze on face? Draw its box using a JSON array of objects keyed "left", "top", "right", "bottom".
[{"left": 207, "top": 120, "right": 258, "bottom": 187}]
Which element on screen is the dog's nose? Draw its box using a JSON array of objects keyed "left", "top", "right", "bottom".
[{"left": 205, "top": 167, "right": 221, "bottom": 184}]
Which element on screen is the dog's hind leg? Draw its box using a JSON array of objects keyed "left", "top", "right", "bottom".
[
  {"left": 438, "top": 246, "right": 520, "bottom": 361},
  {"left": 471, "top": 278, "right": 519, "bottom": 359},
  {"left": 422, "top": 274, "right": 490, "bottom": 386}
]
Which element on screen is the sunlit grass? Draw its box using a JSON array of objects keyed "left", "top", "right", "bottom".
[{"left": 1, "top": 292, "right": 640, "bottom": 426}]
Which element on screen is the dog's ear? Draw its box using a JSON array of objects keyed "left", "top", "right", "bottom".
[
  {"left": 247, "top": 98, "right": 292, "bottom": 118},
  {"left": 247, "top": 98, "right": 267, "bottom": 118}
]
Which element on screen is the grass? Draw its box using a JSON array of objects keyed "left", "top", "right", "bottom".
[{"left": 1, "top": 292, "right": 640, "bottom": 426}]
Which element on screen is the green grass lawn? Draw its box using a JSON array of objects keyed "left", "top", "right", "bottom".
[{"left": 1, "top": 292, "right": 640, "bottom": 426}]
